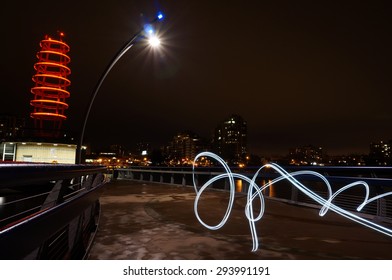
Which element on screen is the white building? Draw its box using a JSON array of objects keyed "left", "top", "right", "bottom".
[{"left": 1, "top": 142, "right": 76, "bottom": 164}]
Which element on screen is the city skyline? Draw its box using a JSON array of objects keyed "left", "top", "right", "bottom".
[
  {"left": 1, "top": 0, "right": 392, "bottom": 157},
  {"left": 3, "top": 111, "right": 387, "bottom": 161}
]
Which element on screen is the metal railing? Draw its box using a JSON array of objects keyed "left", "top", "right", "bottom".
[
  {"left": 114, "top": 165, "right": 392, "bottom": 222},
  {"left": 0, "top": 164, "right": 107, "bottom": 259}
]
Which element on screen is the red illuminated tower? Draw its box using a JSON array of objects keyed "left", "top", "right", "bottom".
[{"left": 30, "top": 32, "right": 71, "bottom": 137}]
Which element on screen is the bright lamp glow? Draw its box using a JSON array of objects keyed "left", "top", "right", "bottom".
[
  {"left": 157, "top": 12, "right": 164, "bottom": 20},
  {"left": 148, "top": 35, "right": 161, "bottom": 47}
]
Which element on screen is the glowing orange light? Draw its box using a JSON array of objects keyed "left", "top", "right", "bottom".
[{"left": 30, "top": 33, "right": 71, "bottom": 131}]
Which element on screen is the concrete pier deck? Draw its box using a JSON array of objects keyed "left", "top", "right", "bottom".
[{"left": 88, "top": 180, "right": 392, "bottom": 260}]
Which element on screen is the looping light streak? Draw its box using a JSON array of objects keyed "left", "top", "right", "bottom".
[{"left": 192, "top": 152, "right": 392, "bottom": 252}]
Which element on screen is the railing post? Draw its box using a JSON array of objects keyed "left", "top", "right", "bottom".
[
  {"left": 83, "top": 174, "right": 94, "bottom": 190},
  {"left": 377, "top": 197, "right": 387, "bottom": 218},
  {"left": 92, "top": 173, "right": 104, "bottom": 188},
  {"left": 182, "top": 175, "right": 186, "bottom": 186},
  {"left": 41, "top": 180, "right": 63, "bottom": 209},
  {"left": 170, "top": 173, "right": 174, "bottom": 184},
  {"left": 224, "top": 178, "right": 229, "bottom": 190},
  {"left": 243, "top": 181, "right": 248, "bottom": 194},
  {"left": 291, "top": 187, "right": 299, "bottom": 203},
  {"left": 209, "top": 173, "right": 213, "bottom": 188}
]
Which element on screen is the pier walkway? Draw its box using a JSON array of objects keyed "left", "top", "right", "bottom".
[{"left": 88, "top": 180, "right": 392, "bottom": 260}]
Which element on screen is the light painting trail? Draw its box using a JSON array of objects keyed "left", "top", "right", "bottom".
[{"left": 192, "top": 152, "right": 392, "bottom": 252}]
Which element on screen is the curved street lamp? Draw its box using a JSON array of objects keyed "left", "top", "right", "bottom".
[{"left": 77, "top": 12, "right": 164, "bottom": 163}]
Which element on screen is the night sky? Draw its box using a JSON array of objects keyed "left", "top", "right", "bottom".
[{"left": 1, "top": 0, "right": 391, "bottom": 157}]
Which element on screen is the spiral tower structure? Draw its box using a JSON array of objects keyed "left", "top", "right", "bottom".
[{"left": 30, "top": 33, "right": 71, "bottom": 134}]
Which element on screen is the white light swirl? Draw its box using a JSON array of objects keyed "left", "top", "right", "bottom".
[{"left": 192, "top": 152, "right": 392, "bottom": 252}]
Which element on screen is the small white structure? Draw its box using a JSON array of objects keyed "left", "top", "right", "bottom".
[{"left": 1, "top": 142, "right": 76, "bottom": 164}]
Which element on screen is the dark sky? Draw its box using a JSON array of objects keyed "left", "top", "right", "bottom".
[{"left": 1, "top": 0, "right": 391, "bottom": 156}]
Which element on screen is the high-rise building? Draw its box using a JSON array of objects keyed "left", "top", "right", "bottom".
[
  {"left": 368, "top": 140, "right": 391, "bottom": 166},
  {"left": 168, "top": 132, "right": 198, "bottom": 164},
  {"left": 213, "top": 114, "right": 247, "bottom": 163}
]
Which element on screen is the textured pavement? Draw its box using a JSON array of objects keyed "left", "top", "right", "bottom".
[{"left": 88, "top": 180, "right": 392, "bottom": 260}]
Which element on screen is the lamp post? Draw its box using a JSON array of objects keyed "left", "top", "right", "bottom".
[{"left": 77, "top": 12, "right": 164, "bottom": 164}]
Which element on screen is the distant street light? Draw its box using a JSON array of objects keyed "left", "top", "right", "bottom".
[{"left": 77, "top": 12, "right": 164, "bottom": 163}]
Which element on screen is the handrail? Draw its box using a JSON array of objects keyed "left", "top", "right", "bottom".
[
  {"left": 115, "top": 166, "right": 392, "bottom": 221},
  {"left": 0, "top": 164, "right": 107, "bottom": 188},
  {"left": 0, "top": 164, "right": 108, "bottom": 259},
  {"left": 115, "top": 166, "right": 392, "bottom": 188}
]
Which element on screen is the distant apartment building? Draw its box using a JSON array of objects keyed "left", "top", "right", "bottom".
[
  {"left": 213, "top": 114, "right": 247, "bottom": 163},
  {"left": 327, "top": 154, "right": 366, "bottom": 166},
  {"left": 289, "top": 145, "right": 324, "bottom": 165},
  {"left": 368, "top": 140, "right": 391, "bottom": 166},
  {"left": 166, "top": 132, "right": 207, "bottom": 165}
]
